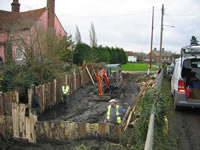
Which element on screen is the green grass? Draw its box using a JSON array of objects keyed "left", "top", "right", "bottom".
[{"left": 121, "top": 63, "right": 158, "bottom": 71}]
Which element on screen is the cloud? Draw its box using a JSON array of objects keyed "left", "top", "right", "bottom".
[{"left": 1, "top": 0, "right": 200, "bottom": 53}]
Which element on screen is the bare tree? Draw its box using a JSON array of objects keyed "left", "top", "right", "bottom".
[
  {"left": 75, "top": 25, "right": 81, "bottom": 43},
  {"left": 9, "top": 20, "right": 73, "bottom": 84},
  {"left": 89, "top": 22, "right": 97, "bottom": 47}
]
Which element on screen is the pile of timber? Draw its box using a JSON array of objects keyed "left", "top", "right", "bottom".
[{"left": 121, "top": 79, "right": 155, "bottom": 131}]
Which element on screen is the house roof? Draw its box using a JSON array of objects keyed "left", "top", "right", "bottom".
[
  {"left": 126, "top": 51, "right": 136, "bottom": 56},
  {"left": 153, "top": 50, "right": 172, "bottom": 57},
  {"left": 0, "top": 7, "right": 46, "bottom": 33}
]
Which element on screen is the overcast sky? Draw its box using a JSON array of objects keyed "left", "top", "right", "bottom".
[{"left": 1, "top": 0, "right": 200, "bottom": 53}]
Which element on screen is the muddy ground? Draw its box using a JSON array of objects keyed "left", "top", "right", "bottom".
[
  {"left": 39, "top": 73, "right": 141, "bottom": 123},
  {"left": 0, "top": 73, "right": 150, "bottom": 150}
]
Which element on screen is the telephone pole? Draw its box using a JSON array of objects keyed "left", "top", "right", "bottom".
[
  {"left": 149, "top": 6, "right": 154, "bottom": 69},
  {"left": 159, "top": 4, "right": 164, "bottom": 69}
]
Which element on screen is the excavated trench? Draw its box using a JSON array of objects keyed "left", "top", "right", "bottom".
[
  {"left": 0, "top": 73, "right": 149, "bottom": 150},
  {"left": 39, "top": 73, "right": 140, "bottom": 124}
]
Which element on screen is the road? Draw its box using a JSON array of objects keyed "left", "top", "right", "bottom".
[
  {"left": 171, "top": 107, "right": 200, "bottom": 150},
  {"left": 163, "top": 75, "right": 200, "bottom": 150}
]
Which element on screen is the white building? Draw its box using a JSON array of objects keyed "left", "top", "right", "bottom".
[{"left": 126, "top": 51, "right": 137, "bottom": 62}]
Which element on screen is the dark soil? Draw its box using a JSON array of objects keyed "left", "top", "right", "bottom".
[
  {"left": 0, "top": 73, "right": 149, "bottom": 150},
  {"left": 39, "top": 73, "right": 140, "bottom": 123}
]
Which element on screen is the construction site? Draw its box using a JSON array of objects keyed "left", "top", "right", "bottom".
[{"left": 0, "top": 64, "right": 155, "bottom": 150}]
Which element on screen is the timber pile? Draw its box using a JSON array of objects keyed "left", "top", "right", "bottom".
[{"left": 122, "top": 79, "right": 155, "bottom": 131}]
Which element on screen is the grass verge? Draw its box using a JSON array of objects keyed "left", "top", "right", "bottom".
[
  {"left": 121, "top": 63, "right": 158, "bottom": 71},
  {"left": 159, "top": 75, "right": 178, "bottom": 149}
]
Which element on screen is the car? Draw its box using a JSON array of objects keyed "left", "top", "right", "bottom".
[
  {"left": 171, "top": 45, "right": 200, "bottom": 110},
  {"left": 167, "top": 63, "right": 174, "bottom": 78}
]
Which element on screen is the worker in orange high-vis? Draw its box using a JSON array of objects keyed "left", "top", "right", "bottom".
[{"left": 104, "top": 99, "right": 121, "bottom": 125}]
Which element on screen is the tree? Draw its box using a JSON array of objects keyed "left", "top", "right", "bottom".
[
  {"left": 0, "top": 20, "right": 74, "bottom": 102},
  {"left": 75, "top": 25, "right": 81, "bottom": 43},
  {"left": 89, "top": 22, "right": 97, "bottom": 47},
  {"left": 190, "top": 36, "right": 199, "bottom": 45}
]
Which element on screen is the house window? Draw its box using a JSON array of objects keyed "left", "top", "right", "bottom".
[{"left": 15, "top": 47, "right": 24, "bottom": 60}]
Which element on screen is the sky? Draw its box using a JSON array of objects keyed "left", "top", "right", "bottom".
[{"left": 1, "top": 0, "right": 200, "bottom": 54}]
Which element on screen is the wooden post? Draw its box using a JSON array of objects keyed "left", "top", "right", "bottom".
[
  {"left": 86, "top": 66, "right": 95, "bottom": 85},
  {"left": 29, "top": 112, "right": 37, "bottom": 143},
  {"left": 53, "top": 79, "right": 57, "bottom": 105},
  {"left": 80, "top": 70, "right": 85, "bottom": 88},
  {"left": 73, "top": 70, "right": 76, "bottom": 91},
  {"left": 48, "top": 82, "right": 51, "bottom": 108},
  {"left": 25, "top": 116, "right": 30, "bottom": 141},
  {"left": 65, "top": 75, "right": 68, "bottom": 85},
  {"left": 42, "top": 85, "right": 45, "bottom": 112},
  {"left": 19, "top": 104, "right": 26, "bottom": 138},
  {"left": 0, "top": 92, "right": 4, "bottom": 115},
  {"left": 15, "top": 91, "right": 19, "bottom": 104},
  {"left": 12, "top": 103, "right": 19, "bottom": 138},
  {"left": 28, "top": 88, "right": 32, "bottom": 115}
]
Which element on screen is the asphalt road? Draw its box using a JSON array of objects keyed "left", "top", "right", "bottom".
[{"left": 171, "top": 107, "right": 200, "bottom": 150}]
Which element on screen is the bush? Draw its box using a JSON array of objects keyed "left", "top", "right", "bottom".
[{"left": 125, "top": 88, "right": 168, "bottom": 150}]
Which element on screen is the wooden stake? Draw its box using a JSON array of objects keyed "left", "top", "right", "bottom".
[
  {"left": 80, "top": 70, "right": 85, "bottom": 88},
  {"left": 86, "top": 66, "right": 95, "bottom": 85}
]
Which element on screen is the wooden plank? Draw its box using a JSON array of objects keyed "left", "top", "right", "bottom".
[
  {"left": 73, "top": 71, "right": 76, "bottom": 91},
  {"left": 124, "top": 105, "right": 136, "bottom": 131},
  {"left": 65, "top": 75, "right": 68, "bottom": 85},
  {"left": 0, "top": 92, "right": 4, "bottom": 115},
  {"left": 42, "top": 85, "right": 45, "bottom": 112},
  {"left": 80, "top": 70, "right": 85, "bottom": 88},
  {"left": 25, "top": 117, "right": 30, "bottom": 141},
  {"left": 19, "top": 104, "right": 26, "bottom": 138},
  {"left": 69, "top": 75, "right": 73, "bottom": 95},
  {"left": 56, "top": 78, "right": 61, "bottom": 104},
  {"left": 28, "top": 88, "right": 32, "bottom": 115},
  {"left": 76, "top": 73, "right": 81, "bottom": 90},
  {"left": 15, "top": 91, "right": 19, "bottom": 104},
  {"left": 29, "top": 112, "right": 38, "bottom": 143},
  {"left": 8, "top": 92, "right": 13, "bottom": 116},
  {"left": 37, "top": 85, "right": 43, "bottom": 114},
  {"left": 12, "top": 103, "right": 19, "bottom": 138},
  {"left": 121, "top": 106, "right": 131, "bottom": 126},
  {"left": 86, "top": 66, "right": 95, "bottom": 85},
  {"left": 92, "top": 95, "right": 111, "bottom": 101},
  {"left": 53, "top": 79, "right": 57, "bottom": 105}
]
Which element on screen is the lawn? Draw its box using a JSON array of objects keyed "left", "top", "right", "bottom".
[{"left": 121, "top": 63, "right": 158, "bottom": 71}]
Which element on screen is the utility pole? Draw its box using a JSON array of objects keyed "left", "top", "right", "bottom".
[
  {"left": 149, "top": 6, "right": 154, "bottom": 69},
  {"left": 159, "top": 4, "right": 164, "bottom": 69}
]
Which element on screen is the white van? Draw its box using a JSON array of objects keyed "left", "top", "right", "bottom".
[{"left": 171, "top": 45, "right": 200, "bottom": 110}]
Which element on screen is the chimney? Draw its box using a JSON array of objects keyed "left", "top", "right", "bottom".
[
  {"left": 154, "top": 48, "right": 157, "bottom": 51},
  {"left": 47, "top": 0, "right": 55, "bottom": 30},
  {"left": 11, "top": 0, "right": 20, "bottom": 12}
]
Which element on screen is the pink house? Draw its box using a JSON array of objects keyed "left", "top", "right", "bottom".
[{"left": 0, "top": 0, "right": 66, "bottom": 65}]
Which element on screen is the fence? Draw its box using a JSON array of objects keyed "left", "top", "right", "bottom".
[
  {"left": 144, "top": 70, "right": 164, "bottom": 150},
  {"left": 36, "top": 121, "right": 121, "bottom": 142},
  {"left": 0, "top": 65, "right": 97, "bottom": 143},
  {"left": 0, "top": 91, "right": 18, "bottom": 139},
  {"left": 30, "top": 66, "right": 95, "bottom": 114}
]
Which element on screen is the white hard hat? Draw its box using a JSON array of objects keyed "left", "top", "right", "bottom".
[{"left": 109, "top": 99, "right": 117, "bottom": 103}]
